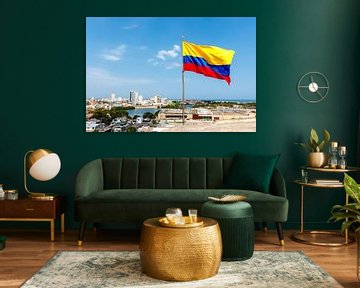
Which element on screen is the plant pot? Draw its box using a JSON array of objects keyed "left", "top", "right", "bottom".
[{"left": 308, "top": 152, "right": 328, "bottom": 168}]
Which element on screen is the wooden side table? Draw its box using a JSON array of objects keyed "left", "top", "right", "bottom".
[{"left": 0, "top": 195, "right": 65, "bottom": 241}]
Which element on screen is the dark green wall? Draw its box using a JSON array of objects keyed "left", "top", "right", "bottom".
[{"left": 1, "top": 0, "right": 359, "bottom": 230}]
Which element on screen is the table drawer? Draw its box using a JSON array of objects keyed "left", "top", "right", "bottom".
[{"left": 1, "top": 201, "right": 55, "bottom": 218}]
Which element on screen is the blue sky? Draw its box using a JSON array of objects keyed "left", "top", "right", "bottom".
[{"left": 86, "top": 17, "right": 256, "bottom": 101}]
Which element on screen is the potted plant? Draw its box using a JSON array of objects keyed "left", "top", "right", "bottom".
[
  {"left": 329, "top": 173, "right": 360, "bottom": 233},
  {"left": 329, "top": 173, "right": 360, "bottom": 279},
  {"left": 296, "top": 128, "right": 330, "bottom": 167}
]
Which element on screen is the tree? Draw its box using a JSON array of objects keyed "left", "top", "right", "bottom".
[
  {"left": 127, "top": 126, "right": 137, "bottom": 132},
  {"left": 91, "top": 107, "right": 129, "bottom": 125},
  {"left": 92, "top": 109, "right": 112, "bottom": 125},
  {"left": 162, "top": 101, "right": 180, "bottom": 109},
  {"left": 111, "top": 107, "right": 129, "bottom": 118},
  {"left": 143, "top": 112, "right": 155, "bottom": 119}
]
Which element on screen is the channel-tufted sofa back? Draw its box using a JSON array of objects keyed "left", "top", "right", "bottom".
[
  {"left": 102, "top": 157, "right": 233, "bottom": 190},
  {"left": 75, "top": 157, "right": 285, "bottom": 199}
]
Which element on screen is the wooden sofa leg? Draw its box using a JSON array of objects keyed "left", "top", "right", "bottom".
[
  {"left": 78, "top": 222, "right": 86, "bottom": 246},
  {"left": 276, "top": 222, "right": 284, "bottom": 246},
  {"left": 262, "top": 222, "right": 268, "bottom": 232}
]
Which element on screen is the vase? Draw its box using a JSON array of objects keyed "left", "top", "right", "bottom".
[{"left": 308, "top": 152, "right": 328, "bottom": 168}]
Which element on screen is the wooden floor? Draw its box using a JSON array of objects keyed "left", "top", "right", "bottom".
[{"left": 0, "top": 228, "right": 358, "bottom": 288}]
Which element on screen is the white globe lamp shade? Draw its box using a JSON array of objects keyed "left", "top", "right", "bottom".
[{"left": 28, "top": 150, "right": 61, "bottom": 181}]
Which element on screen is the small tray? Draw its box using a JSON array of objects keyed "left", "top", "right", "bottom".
[
  {"left": 159, "top": 216, "right": 203, "bottom": 228},
  {"left": 208, "top": 194, "right": 246, "bottom": 203}
]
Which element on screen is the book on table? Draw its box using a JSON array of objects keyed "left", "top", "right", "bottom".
[{"left": 314, "top": 179, "right": 341, "bottom": 185}]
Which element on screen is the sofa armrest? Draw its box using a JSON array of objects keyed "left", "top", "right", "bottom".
[
  {"left": 75, "top": 159, "right": 104, "bottom": 199},
  {"left": 269, "top": 168, "right": 287, "bottom": 198}
]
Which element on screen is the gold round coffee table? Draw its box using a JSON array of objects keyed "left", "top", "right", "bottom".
[{"left": 139, "top": 217, "right": 222, "bottom": 281}]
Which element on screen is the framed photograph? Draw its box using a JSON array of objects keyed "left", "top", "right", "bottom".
[{"left": 86, "top": 17, "right": 256, "bottom": 132}]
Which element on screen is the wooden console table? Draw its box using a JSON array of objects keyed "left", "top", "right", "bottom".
[{"left": 0, "top": 195, "right": 65, "bottom": 241}]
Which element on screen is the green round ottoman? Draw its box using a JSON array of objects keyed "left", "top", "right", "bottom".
[{"left": 201, "top": 201, "right": 254, "bottom": 261}]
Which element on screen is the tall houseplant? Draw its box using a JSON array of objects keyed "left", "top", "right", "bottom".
[
  {"left": 329, "top": 173, "right": 360, "bottom": 279},
  {"left": 296, "top": 128, "right": 330, "bottom": 167}
]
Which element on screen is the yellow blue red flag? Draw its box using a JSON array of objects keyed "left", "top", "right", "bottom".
[{"left": 182, "top": 41, "right": 235, "bottom": 85}]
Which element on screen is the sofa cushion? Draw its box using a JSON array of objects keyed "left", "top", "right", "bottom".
[{"left": 223, "top": 153, "right": 280, "bottom": 193}]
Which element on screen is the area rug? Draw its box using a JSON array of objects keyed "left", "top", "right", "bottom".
[{"left": 21, "top": 251, "right": 342, "bottom": 288}]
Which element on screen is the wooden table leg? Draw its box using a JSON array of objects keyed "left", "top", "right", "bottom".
[
  {"left": 300, "top": 185, "right": 304, "bottom": 233},
  {"left": 50, "top": 219, "right": 55, "bottom": 241},
  {"left": 61, "top": 213, "right": 65, "bottom": 234}
]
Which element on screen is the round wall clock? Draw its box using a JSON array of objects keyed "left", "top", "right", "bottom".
[{"left": 297, "top": 72, "right": 329, "bottom": 103}]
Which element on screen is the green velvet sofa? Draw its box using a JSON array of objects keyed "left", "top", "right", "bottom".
[{"left": 74, "top": 157, "right": 288, "bottom": 245}]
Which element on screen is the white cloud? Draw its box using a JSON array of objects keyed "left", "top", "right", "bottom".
[
  {"left": 122, "top": 24, "right": 139, "bottom": 30},
  {"left": 86, "top": 66, "right": 155, "bottom": 86},
  {"left": 165, "top": 62, "right": 181, "bottom": 70},
  {"left": 156, "top": 45, "right": 180, "bottom": 61},
  {"left": 148, "top": 44, "right": 181, "bottom": 69},
  {"left": 137, "top": 46, "right": 148, "bottom": 50},
  {"left": 147, "top": 58, "right": 159, "bottom": 66},
  {"left": 101, "top": 44, "right": 126, "bottom": 61}
]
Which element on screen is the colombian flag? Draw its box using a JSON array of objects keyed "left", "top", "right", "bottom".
[{"left": 182, "top": 41, "right": 235, "bottom": 85}]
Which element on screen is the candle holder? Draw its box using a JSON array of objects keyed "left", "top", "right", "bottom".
[
  {"left": 337, "top": 146, "right": 347, "bottom": 169},
  {"left": 328, "top": 142, "right": 338, "bottom": 169},
  {"left": 301, "top": 169, "right": 309, "bottom": 183}
]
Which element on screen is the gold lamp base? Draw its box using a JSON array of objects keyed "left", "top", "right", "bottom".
[{"left": 28, "top": 192, "right": 55, "bottom": 200}]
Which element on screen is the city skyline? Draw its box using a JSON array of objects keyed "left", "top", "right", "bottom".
[{"left": 86, "top": 17, "right": 256, "bottom": 100}]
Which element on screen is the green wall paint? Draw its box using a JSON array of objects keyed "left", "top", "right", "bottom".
[{"left": 1, "top": 0, "right": 359, "bottom": 230}]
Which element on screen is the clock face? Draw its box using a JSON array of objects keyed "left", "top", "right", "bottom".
[{"left": 297, "top": 72, "right": 329, "bottom": 103}]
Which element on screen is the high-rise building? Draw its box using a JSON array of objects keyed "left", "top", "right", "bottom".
[
  {"left": 153, "top": 95, "right": 161, "bottom": 104},
  {"left": 110, "top": 93, "right": 116, "bottom": 102},
  {"left": 129, "top": 90, "right": 139, "bottom": 105}
]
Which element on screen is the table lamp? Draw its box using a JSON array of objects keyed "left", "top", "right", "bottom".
[{"left": 24, "top": 148, "right": 61, "bottom": 199}]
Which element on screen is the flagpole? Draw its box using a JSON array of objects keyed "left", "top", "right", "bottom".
[
  {"left": 182, "top": 73, "right": 185, "bottom": 125},
  {"left": 181, "top": 36, "right": 185, "bottom": 125}
]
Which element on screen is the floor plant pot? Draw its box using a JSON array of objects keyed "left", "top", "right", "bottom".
[{"left": 308, "top": 152, "right": 328, "bottom": 168}]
